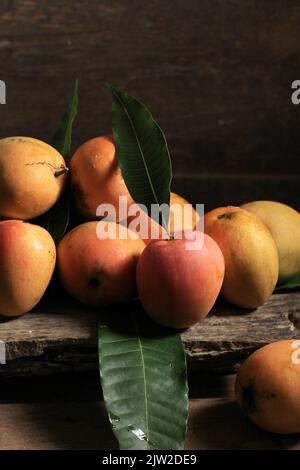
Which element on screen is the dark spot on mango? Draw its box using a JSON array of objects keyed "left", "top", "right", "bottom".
[
  {"left": 9, "top": 137, "right": 25, "bottom": 143},
  {"left": 241, "top": 383, "right": 258, "bottom": 414},
  {"left": 88, "top": 277, "right": 101, "bottom": 289},
  {"left": 217, "top": 212, "right": 235, "bottom": 220}
]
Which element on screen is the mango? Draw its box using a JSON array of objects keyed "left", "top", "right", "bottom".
[
  {"left": 136, "top": 232, "right": 225, "bottom": 328},
  {"left": 242, "top": 200, "right": 300, "bottom": 282},
  {"left": 0, "top": 137, "right": 67, "bottom": 220},
  {"left": 0, "top": 220, "right": 56, "bottom": 316},
  {"left": 204, "top": 206, "right": 279, "bottom": 308},
  {"left": 236, "top": 339, "right": 300, "bottom": 433},
  {"left": 57, "top": 221, "right": 145, "bottom": 306},
  {"left": 70, "top": 135, "right": 133, "bottom": 222}
]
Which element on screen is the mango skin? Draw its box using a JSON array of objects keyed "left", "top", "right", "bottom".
[
  {"left": 70, "top": 135, "right": 133, "bottom": 222},
  {"left": 204, "top": 206, "right": 279, "bottom": 308},
  {"left": 242, "top": 201, "right": 300, "bottom": 283},
  {"left": 136, "top": 232, "right": 225, "bottom": 329},
  {"left": 236, "top": 340, "right": 300, "bottom": 434},
  {"left": 0, "top": 137, "right": 67, "bottom": 220},
  {"left": 0, "top": 220, "right": 56, "bottom": 316},
  {"left": 57, "top": 221, "right": 145, "bottom": 306}
]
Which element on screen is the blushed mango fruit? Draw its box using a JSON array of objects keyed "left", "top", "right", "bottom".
[
  {"left": 242, "top": 201, "right": 300, "bottom": 283},
  {"left": 0, "top": 220, "right": 56, "bottom": 316},
  {"left": 204, "top": 206, "right": 279, "bottom": 308},
  {"left": 70, "top": 135, "right": 133, "bottom": 222},
  {"left": 236, "top": 339, "right": 300, "bottom": 434},
  {"left": 57, "top": 221, "right": 145, "bottom": 306},
  {"left": 136, "top": 232, "right": 225, "bottom": 329},
  {"left": 0, "top": 137, "right": 67, "bottom": 219}
]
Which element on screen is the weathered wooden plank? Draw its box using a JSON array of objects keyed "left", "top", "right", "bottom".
[
  {"left": 0, "top": 292, "right": 298, "bottom": 376},
  {"left": 182, "top": 293, "right": 298, "bottom": 371}
]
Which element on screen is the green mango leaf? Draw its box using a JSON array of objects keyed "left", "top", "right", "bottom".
[
  {"left": 52, "top": 79, "right": 79, "bottom": 164},
  {"left": 275, "top": 271, "right": 300, "bottom": 291},
  {"left": 107, "top": 85, "right": 172, "bottom": 236},
  {"left": 36, "top": 80, "right": 79, "bottom": 242},
  {"left": 99, "top": 302, "right": 188, "bottom": 450},
  {"left": 43, "top": 188, "right": 72, "bottom": 243}
]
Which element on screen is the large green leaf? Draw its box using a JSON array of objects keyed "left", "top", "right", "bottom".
[
  {"left": 108, "top": 85, "right": 172, "bottom": 235},
  {"left": 99, "top": 302, "right": 188, "bottom": 450},
  {"left": 275, "top": 271, "right": 300, "bottom": 291},
  {"left": 36, "top": 80, "right": 79, "bottom": 242}
]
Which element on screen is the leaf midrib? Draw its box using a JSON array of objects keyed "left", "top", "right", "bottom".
[
  {"left": 111, "top": 88, "right": 159, "bottom": 208},
  {"left": 132, "top": 312, "right": 150, "bottom": 450},
  {"left": 110, "top": 87, "right": 170, "bottom": 235}
]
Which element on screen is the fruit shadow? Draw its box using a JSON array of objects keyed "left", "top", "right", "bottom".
[
  {"left": 0, "top": 372, "right": 118, "bottom": 450},
  {"left": 99, "top": 298, "right": 188, "bottom": 339},
  {"left": 210, "top": 297, "right": 255, "bottom": 317},
  {"left": 0, "top": 316, "right": 14, "bottom": 324},
  {"left": 187, "top": 399, "right": 300, "bottom": 450}
]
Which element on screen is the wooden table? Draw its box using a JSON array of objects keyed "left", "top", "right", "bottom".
[
  {"left": 0, "top": 291, "right": 299, "bottom": 449},
  {"left": 0, "top": 372, "right": 299, "bottom": 450},
  {"left": 0, "top": 291, "right": 298, "bottom": 376}
]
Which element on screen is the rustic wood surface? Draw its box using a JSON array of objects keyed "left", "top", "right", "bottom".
[
  {"left": 0, "top": 291, "right": 298, "bottom": 377},
  {"left": 0, "top": 1, "right": 300, "bottom": 210},
  {"left": 0, "top": 372, "right": 299, "bottom": 450}
]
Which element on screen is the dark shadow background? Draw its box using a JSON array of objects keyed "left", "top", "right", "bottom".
[{"left": 0, "top": 0, "right": 299, "bottom": 210}]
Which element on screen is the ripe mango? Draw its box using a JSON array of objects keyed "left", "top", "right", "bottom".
[
  {"left": 236, "top": 340, "right": 300, "bottom": 433},
  {"left": 57, "top": 221, "right": 145, "bottom": 306},
  {"left": 70, "top": 135, "right": 133, "bottom": 221},
  {"left": 0, "top": 137, "right": 67, "bottom": 220},
  {"left": 0, "top": 220, "right": 56, "bottom": 316},
  {"left": 204, "top": 206, "right": 279, "bottom": 308},
  {"left": 136, "top": 232, "right": 225, "bottom": 328},
  {"left": 242, "top": 201, "right": 300, "bottom": 282}
]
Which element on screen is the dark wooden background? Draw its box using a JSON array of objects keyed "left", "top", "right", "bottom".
[{"left": 0, "top": 0, "right": 300, "bottom": 210}]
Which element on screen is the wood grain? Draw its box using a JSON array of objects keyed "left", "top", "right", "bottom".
[{"left": 0, "top": 292, "right": 298, "bottom": 376}]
